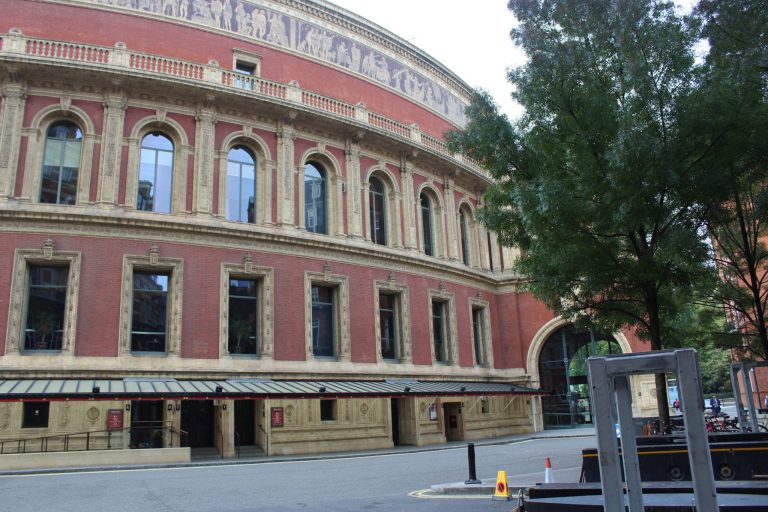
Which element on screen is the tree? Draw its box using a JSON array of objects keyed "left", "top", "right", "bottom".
[
  {"left": 694, "top": 0, "right": 768, "bottom": 359},
  {"left": 447, "top": 0, "right": 719, "bottom": 431}
]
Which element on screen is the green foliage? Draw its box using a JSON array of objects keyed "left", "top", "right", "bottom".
[
  {"left": 445, "top": 0, "right": 768, "bottom": 420},
  {"left": 448, "top": 1, "right": 717, "bottom": 352},
  {"left": 693, "top": 0, "right": 768, "bottom": 359},
  {"left": 445, "top": 0, "right": 754, "bottom": 426},
  {"left": 698, "top": 342, "right": 734, "bottom": 396}
]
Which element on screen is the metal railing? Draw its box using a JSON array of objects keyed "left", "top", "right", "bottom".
[
  {"left": 0, "top": 422, "right": 187, "bottom": 455},
  {"left": 0, "top": 31, "right": 490, "bottom": 182}
]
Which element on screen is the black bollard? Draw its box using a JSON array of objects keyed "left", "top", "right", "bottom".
[{"left": 465, "top": 442, "right": 481, "bottom": 484}]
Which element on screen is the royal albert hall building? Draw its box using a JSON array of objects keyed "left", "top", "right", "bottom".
[{"left": 0, "top": 0, "right": 648, "bottom": 463}]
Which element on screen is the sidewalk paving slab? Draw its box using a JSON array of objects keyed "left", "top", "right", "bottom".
[{"left": 0, "top": 426, "right": 596, "bottom": 479}]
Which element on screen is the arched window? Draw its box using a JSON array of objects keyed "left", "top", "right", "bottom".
[
  {"left": 226, "top": 146, "right": 256, "bottom": 223},
  {"left": 420, "top": 193, "right": 434, "bottom": 256},
  {"left": 459, "top": 209, "right": 471, "bottom": 265},
  {"left": 304, "top": 162, "right": 327, "bottom": 234},
  {"left": 40, "top": 121, "right": 82, "bottom": 205},
  {"left": 369, "top": 176, "right": 387, "bottom": 245},
  {"left": 138, "top": 133, "right": 174, "bottom": 213}
]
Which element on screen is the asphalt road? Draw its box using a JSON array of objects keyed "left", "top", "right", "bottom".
[{"left": 0, "top": 436, "right": 594, "bottom": 512}]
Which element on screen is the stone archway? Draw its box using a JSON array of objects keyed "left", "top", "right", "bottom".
[{"left": 527, "top": 318, "right": 632, "bottom": 429}]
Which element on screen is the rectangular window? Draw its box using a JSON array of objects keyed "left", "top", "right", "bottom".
[
  {"left": 472, "top": 307, "right": 485, "bottom": 366},
  {"left": 379, "top": 293, "right": 398, "bottom": 360},
  {"left": 22, "top": 402, "right": 50, "bottom": 428},
  {"left": 312, "top": 285, "right": 335, "bottom": 357},
  {"left": 24, "top": 265, "right": 68, "bottom": 351},
  {"left": 481, "top": 397, "right": 490, "bottom": 415},
  {"left": 228, "top": 278, "right": 259, "bottom": 355},
  {"left": 234, "top": 61, "right": 256, "bottom": 90},
  {"left": 432, "top": 300, "right": 446, "bottom": 363},
  {"left": 131, "top": 272, "right": 169, "bottom": 352},
  {"left": 320, "top": 399, "right": 336, "bottom": 421},
  {"left": 235, "top": 61, "right": 256, "bottom": 75}
]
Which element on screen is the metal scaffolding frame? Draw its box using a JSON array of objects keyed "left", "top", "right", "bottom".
[
  {"left": 587, "top": 349, "right": 719, "bottom": 512},
  {"left": 731, "top": 360, "right": 768, "bottom": 433}
]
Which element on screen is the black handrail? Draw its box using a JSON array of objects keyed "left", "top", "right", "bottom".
[{"left": 0, "top": 423, "right": 189, "bottom": 455}]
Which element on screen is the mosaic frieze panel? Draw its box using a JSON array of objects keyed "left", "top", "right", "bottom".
[{"left": 84, "top": 0, "right": 468, "bottom": 125}]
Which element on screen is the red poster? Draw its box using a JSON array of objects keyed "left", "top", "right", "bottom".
[
  {"left": 107, "top": 409, "right": 123, "bottom": 430},
  {"left": 271, "top": 407, "right": 284, "bottom": 427}
]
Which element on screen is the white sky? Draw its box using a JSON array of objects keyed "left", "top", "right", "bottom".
[{"left": 327, "top": 0, "right": 526, "bottom": 120}]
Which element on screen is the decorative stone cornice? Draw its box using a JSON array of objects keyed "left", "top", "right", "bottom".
[{"left": 0, "top": 208, "right": 524, "bottom": 292}]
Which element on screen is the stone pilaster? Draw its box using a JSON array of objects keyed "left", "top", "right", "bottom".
[
  {"left": 0, "top": 79, "right": 27, "bottom": 200},
  {"left": 97, "top": 92, "right": 127, "bottom": 205},
  {"left": 276, "top": 122, "right": 296, "bottom": 227},
  {"left": 193, "top": 104, "right": 217, "bottom": 215},
  {"left": 488, "top": 230, "right": 502, "bottom": 272},
  {"left": 443, "top": 175, "right": 459, "bottom": 261},
  {"left": 345, "top": 138, "right": 363, "bottom": 238},
  {"left": 501, "top": 245, "right": 518, "bottom": 272},
  {"left": 400, "top": 154, "right": 417, "bottom": 250}
]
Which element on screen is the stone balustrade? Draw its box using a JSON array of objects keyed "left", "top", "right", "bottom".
[{"left": 0, "top": 29, "right": 490, "bottom": 182}]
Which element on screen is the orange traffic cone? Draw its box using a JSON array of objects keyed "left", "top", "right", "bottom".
[{"left": 544, "top": 457, "right": 554, "bottom": 483}]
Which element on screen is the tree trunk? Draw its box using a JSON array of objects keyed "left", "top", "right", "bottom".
[{"left": 647, "top": 289, "right": 671, "bottom": 433}]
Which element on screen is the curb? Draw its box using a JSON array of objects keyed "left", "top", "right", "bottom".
[{"left": 429, "top": 481, "right": 533, "bottom": 495}]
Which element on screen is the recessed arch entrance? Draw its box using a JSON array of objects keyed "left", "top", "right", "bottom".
[{"left": 528, "top": 319, "right": 630, "bottom": 429}]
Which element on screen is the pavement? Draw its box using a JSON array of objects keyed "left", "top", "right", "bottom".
[
  {"left": 426, "top": 427, "right": 595, "bottom": 497},
  {"left": 0, "top": 426, "right": 596, "bottom": 496}
]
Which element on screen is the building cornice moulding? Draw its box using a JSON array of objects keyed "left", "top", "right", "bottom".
[
  {"left": 0, "top": 354, "right": 528, "bottom": 383},
  {"left": 0, "top": 209, "right": 524, "bottom": 293}
]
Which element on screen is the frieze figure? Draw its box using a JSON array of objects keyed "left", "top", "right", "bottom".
[
  {"left": 235, "top": 2, "right": 248, "bottom": 33},
  {"left": 222, "top": 0, "right": 232, "bottom": 29},
  {"left": 350, "top": 43, "right": 361, "bottom": 72},
  {"left": 191, "top": 0, "right": 214, "bottom": 25},
  {"left": 374, "top": 55, "right": 390, "bottom": 84},
  {"left": 267, "top": 12, "right": 288, "bottom": 47},
  {"left": 178, "top": 0, "right": 188, "bottom": 19},
  {"left": 211, "top": 0, "right": 225, "bottom": 27},
  {"left": 161, "top": 0, "right": 176, "bottom": 16},
  {"left": 361, "top": 50, "right": 375, "bottom": 78},
  {"left": 319, "top": 30, "right": 334, "bottom": 61},
  {"left": 336, "top": 40, "right": 350, "bottom": 67},
  {"left": 83, "top": 0, "right": 468, "bottom": 126},
  {"left": 252, "top": 8, "right": 267, "bottom": 38}
]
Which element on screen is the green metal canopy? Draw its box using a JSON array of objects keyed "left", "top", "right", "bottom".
[{"left": 0, "top": 378, "right": 543, "bottom": 401}]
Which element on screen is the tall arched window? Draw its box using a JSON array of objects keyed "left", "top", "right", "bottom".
[
  {"left": 369, "top": 176, "right": 387, "bottom": 245},
  {"left": 459, "top": 209, "right": 470, "bottom": 265},
  {"left": 226, "top": 146, "right": 256, "bottom": 223},
  {"left": 40, "top": 121, "right": 82, "bottom": 205},
  {"left": 304, "top": 162, "right": 327, "bottom": 234},
  {"left": 420, "top": 193, "right": 434, "bottom": 256},
  {"left": 138, "top": 133, "right": 174, "bottom": 213}
]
